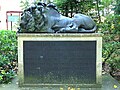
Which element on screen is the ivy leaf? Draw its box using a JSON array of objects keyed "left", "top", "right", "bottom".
[
  {"left": 0, "top": 75, "right": 3, "bottom": 80},
  {"left": 114, "top": 85, "right": 118, "bottom": 89},
  {"left": 1, "top": 70, "right": 6, "bottom": 75}
]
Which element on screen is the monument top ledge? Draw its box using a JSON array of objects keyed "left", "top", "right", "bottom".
[{"left": 17, "top": 33, "right": 103, "bottom": 37}]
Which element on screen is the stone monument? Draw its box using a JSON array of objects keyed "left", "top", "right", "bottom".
[{"left": 18, "top": 2, "right": 102, "bottom": 89}]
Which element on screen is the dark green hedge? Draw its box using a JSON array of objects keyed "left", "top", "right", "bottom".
[{"left": 0, "top": 30, "right": 17, "bottom": 83}]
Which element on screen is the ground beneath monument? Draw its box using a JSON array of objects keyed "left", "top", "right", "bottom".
[{"left": 0, "top": 74, "right": 120, "bottom": 90}]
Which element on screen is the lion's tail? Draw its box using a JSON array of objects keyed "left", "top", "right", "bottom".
[{"left": 78, "top": 25, "right": 97, "bottom": 33}]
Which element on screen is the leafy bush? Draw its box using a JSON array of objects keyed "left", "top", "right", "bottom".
[
  {"left": 0, "top": 30, "right": 17, "bottom": 83},
  {"left": 102, "top": 34, "right": 120, "bottom": 74},
  {"left": 99, "top": 15, "right": 120, "bottom": 75}
]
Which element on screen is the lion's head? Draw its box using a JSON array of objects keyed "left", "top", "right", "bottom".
[{"left": 19, "top": 2, "right": 48, "bottom": 33}]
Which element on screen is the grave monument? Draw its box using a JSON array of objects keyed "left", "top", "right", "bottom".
[{"left": 18, "top": 2, "right": 102, "bottom": 89}]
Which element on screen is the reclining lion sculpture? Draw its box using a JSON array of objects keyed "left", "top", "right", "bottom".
[{"left": 18, "top": 2, "right": 97, "bottom": 33}]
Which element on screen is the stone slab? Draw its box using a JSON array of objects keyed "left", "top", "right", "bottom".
[{"left": 0, "top": 74, "right": 120, "bottom": 90}]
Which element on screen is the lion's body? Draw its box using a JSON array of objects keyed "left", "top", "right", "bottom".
[{"left": 19, "top": 2, "right": 97, "bottom": 33}]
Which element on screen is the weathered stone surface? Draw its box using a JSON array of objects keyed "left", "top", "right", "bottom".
[{"left": 0, "top": 74, "right": 120, "bottom": 90}]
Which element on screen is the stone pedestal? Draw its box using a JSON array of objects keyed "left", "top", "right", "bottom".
[{"left": 18, "top": 33, "right": 102, "bottom": 88}]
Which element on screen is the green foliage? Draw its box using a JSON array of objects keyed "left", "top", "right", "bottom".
[
  {"left": 20, "top": 0, "right": 30, "bottom": 10},
  {"left": 20, "top": 0, "right": 41, "bottom": 10},
  {"left": 99, "top": 14, "right": 120, "bottom": 74},
  {"left": 102, "top": 36, "right": 120, "bottom": 69},
  {"left": 100, "top": 15, "right": 120, "bottom": 34},
  {"left": 114, "top": 0, "right": 120, "bottom": 14},
  {"left": 100, "top": 0, "right": 113, "bottom": 7},
  {"left": 55, "top": 0, "right": 95, "bottom": 17},
  {"left": 98, "top": 1, "right": 120, "bottom": 74},
  {"left": 0, "top": 30, "right": 17, "bottom": 83}
]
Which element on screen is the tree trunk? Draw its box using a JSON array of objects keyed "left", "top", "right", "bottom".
[
  {"left": 65, "top": 4, "right": 68, "bottom": 17},
  {"left": 70, "top": 2, "right": 73, "bottom": 17},
  {"left": 96, "top": 0, "right": 101, "bottom": 23}
]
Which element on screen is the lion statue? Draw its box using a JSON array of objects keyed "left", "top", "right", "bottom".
[{"left": 18, "top": 2, "right": 97, "bottom": 33}]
